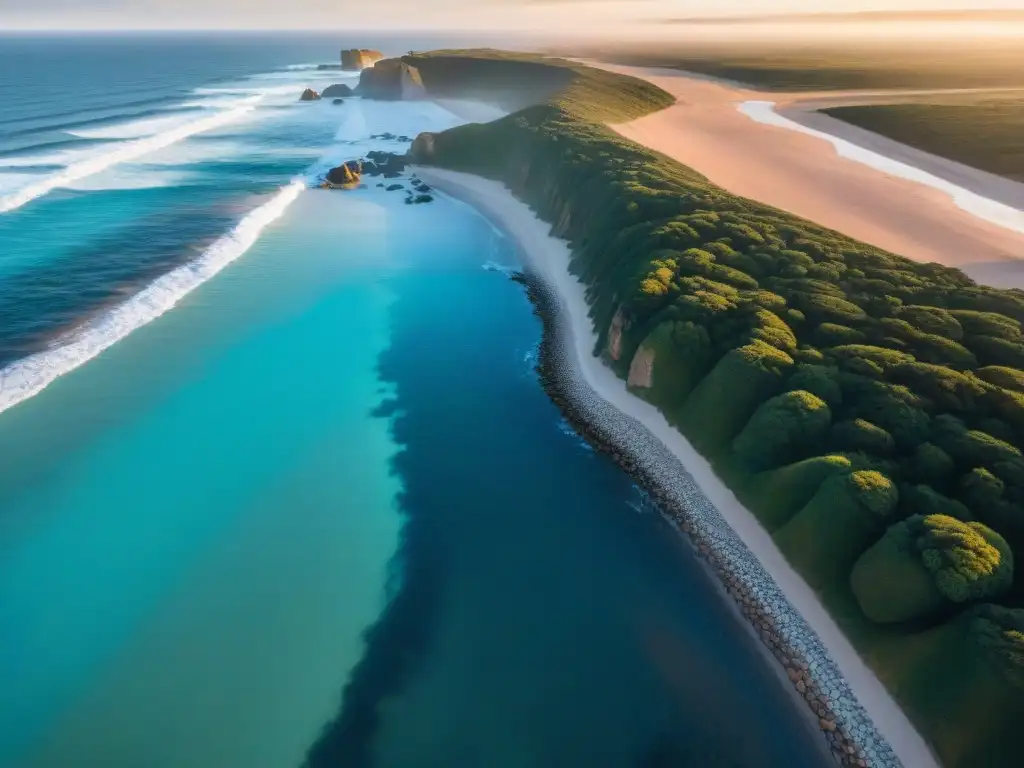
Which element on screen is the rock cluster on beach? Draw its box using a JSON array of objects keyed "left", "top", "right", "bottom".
[
  {"left": 513, "top": 271, "right": 902, "bottom": 768},
  {"left": 341, "top": 48, "right": 384, "bottom": 71},
  {"left": 321, "top": 152, "right": 433, "bottom": 203}
]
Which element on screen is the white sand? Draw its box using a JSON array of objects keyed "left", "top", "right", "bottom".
[
  {"left": 587, "top": 62, "right": 1024, "bottom": 289},
  {"left": 416, "top": 166, "right": 941, "bottom": 768}
]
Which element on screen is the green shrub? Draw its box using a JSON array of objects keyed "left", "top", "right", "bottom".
[
  {"left": 747, "top": 454, "right": 854, "bottom": 531},
  {"left": 909, "top": 442, "right": 955, "bottom": 485},
  {"left": 960, "top": 468, "right": 1005, "bottom": 509},
  {"left": 977, "top": 365, "right": 1024, "bottom": 393},
  {"left": 950, "top": 310, "right": 1022, "bottom": 341},
  {"left": 681, "top": 340, "right": 793, "bottom": 455},
  {"left": 829, "top": 418, "right": 895, "bottom": 456},
  {"left": 814, "top": 323, "right": 866, "bottom": 346},
  {"left": 902, "top": 483, "right": 972, "bottom": 521},
  {"left": 787, "top": 364, "right": 842, "bottom": 407},
  {"left": 969, "top": 604, "right": 1024, "bottom": 689},
  {"left": 733, "top": 390, "right": 831, "bottom": 470},
  {"left": 776, "top": 470, "right": 899, "bottom": 590},
  {"left": 851, "top": 514, "right": 1013, "bottom": 623},
  {"left": 897, "top": 305, "right": 964, "bottom": 340}
]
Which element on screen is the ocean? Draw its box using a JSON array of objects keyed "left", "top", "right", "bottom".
[{"left": 0, "top": 34, "right": 830, "bottom": 767}]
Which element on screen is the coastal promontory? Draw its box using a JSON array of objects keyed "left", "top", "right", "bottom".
[
  {"left": 341, "top": 48, "right": 384, "bottom": 71},
  {"left": 357, "top": 59, "right": 427, "bottom": 101}
]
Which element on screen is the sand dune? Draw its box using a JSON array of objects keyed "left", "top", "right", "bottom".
[{"left": 589, "top": 62, "right": 1024, "bottom": 289}]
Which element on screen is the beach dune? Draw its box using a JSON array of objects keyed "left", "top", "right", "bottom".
[{"left": 589, "top": 62, "right": 1024, "bottom": 289}]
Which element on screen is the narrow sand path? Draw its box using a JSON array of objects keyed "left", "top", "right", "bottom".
[{"left": 588, "top": 62, "right": 1024, "bottom": 288}]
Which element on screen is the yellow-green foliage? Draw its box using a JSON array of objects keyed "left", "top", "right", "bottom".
[
  {"left": 777, "top": 470, "right": 898, "bottom": 590},
  {"left": 732, "top": 390, "right": 831, "bottom": 471},
  {"left": 919, "top": 515, "right": 1013, "bottom": 604},
  {"left": 747, "top": 454, "right": 853, "bottom": 531},
  {"left": 977, "top": 365, "right": 1024, "bottom": 393},
  {"left": 970, "top": 604, "right": 1024, "bottom": 689},
  {"left": 852, "top": 515, "right": 1013, "bottom": 623}
]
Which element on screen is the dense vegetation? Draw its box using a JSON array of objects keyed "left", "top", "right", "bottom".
[
  {"left": 568, "top": 39, "right": 1024, "bottom": 92},
  {"left": 409, "top": 50, "right": 1024, "bottom": 766},
  {"left": 824, "top": 98, "right": 1024, "bottom": 182}
]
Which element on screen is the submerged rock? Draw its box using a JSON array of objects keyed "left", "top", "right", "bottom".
[
  {"left": 386, "top": 184, "right": 404, "bottom": 192},
  {"left": 299, "top": 88, "right": 321, "bottom": 101},
  {"left": 317, "top": 64, "right": 344, "bottom": 71},
  {"left": 404, "top": 193, "right": 433, "bottom": 205},
  {"left": 332, "top": 98, "right": 345, "bottom": 105},
  {"left": 321, "top": 83, "right": 354, "bottom": 99},
  {"left": 341, "top": 48, "right": 384, "bottom": 71}
]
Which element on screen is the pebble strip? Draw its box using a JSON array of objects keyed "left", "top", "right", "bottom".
[{"left": 512, "top": 272, "right": 902, "bottom": 768}]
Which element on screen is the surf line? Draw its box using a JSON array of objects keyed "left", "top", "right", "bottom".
[
  {"left": 0, "top": 179, "right": 305, "bottom": 414},
  {"left": 738, "top": 100, "right": 1024, "bottom": 237},
  {"left": 0, "top": 96, "right": 264, "bottom": 214}
]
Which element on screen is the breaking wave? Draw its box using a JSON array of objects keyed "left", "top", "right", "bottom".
[{"left": 0, "top": 179, "right": 305, "bottom": 414}]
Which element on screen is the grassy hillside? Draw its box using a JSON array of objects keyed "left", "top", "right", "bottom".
[
  {"left": 568, "top": 39, "right": 1024, "bottom": 92},
  {"left": 823, "top": 97, "right": 1024, "bottom": 182},
  {"left": 409, "top": 50, "right": 1024, "bottom": 767}
]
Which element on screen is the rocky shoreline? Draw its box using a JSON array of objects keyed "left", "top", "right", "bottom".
[{"left": 510, "top": 270, "right": 903, "bottom": 768}]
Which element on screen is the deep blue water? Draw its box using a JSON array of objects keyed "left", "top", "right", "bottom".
[{"left": 0, "top": 34, "right": 830, "bottom": 768}]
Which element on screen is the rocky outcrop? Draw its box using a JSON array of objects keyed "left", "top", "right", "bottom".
[
  {"left": 362, "top": 151, "right": 407, "bottom": 178},
  {"left": 321, "top": 83, "right": 354, "bottom": 98},
  {"left": 324, "top": 161, "right": 361, "bottom": 188},
  {"left": 357, "top": 59, "right": 427, "bottom": 101},
  {"left": 627, "top": 346, "right": 654, "bottom": 389},
  {"left": 341, "top": 49, "right": 384, "bottom": 71},
  {"left": 299, "top": 88, "right": 321, "bottom": 101}
]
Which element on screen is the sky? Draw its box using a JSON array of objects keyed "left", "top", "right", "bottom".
[{"left": 3, "top": 0, "right": 1024, "bottom": 31}]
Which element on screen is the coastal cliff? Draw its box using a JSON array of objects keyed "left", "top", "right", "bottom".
[
  {"left": 357, "top": 59, "right": 427, "bottom": 101},
  {"left": 341, "top": 48, "right": 383, "bottom": 71},
  {"left": 408, "top": 50, "right": 1024, "bottom": 768}
]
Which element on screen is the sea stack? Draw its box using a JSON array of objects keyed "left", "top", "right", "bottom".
[
  {"left": 341, "top": 48, "right": 384, "bottom": 71},
  {"left": 321, "top": 84, "right": 354, "bottom": 98},
  {"left": 356, "top": 59, "right": 427, "bottom": 101},
  {"left": 299, "top": 88, "right": 321, "bottom": 101}
]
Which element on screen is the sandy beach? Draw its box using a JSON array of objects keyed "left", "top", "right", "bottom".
[
  {"left": 416, "top": 166, "right": 940, "bottom": 768},
  {"left": 588, "top": 62, "right": 1024, "bottom": 289}
]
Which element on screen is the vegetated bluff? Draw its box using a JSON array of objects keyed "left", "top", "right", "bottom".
[{"left": 407, "top": 49, "right": 1024, "bottom": 767}]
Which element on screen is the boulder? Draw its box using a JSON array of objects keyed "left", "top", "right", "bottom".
[
  {"left": 321, "top": 83, "right": 354, "bottom": 98},
  {"left": 362, "top": 150, "right": 408, "bottom": 177},
  {"left": 332, "top": 99, "right": 344, "bottom": 105},
  {"left": 299, "top": 88, "right": 321, "bottom": 101},
  {"left": 357, "top": 59, "right": 427, "bottom": 101},
  {"left": 341, "top": 48, "right": 384, "bottom": 71},
  {"left": 386, "top": 184, "right": 404, "bottom": 192},
  {"left": 324, "top": 160, "right": 362, "bottom": 188}
]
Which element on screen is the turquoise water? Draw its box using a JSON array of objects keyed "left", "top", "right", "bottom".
[{"left": 0, "top": 35, "right": 831, "bottom": 767}]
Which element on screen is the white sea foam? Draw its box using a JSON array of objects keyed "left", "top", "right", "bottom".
[
  {"left": 67, "top": 113, "right": 204, "bottom": 140},
  {"left": 0, "top": 96, "right": 264, "bottom": 214},
  {"left": 0, "top": 180, "right": 305, "bottom": 414},
  {"left": 739, "top": 100, "right": 1024, "bottom": 236}
]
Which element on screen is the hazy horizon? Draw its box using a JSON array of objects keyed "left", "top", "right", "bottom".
[{"left": 4, "top": 0, "right": 1024, "bottom": 33}]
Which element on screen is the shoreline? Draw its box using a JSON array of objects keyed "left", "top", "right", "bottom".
[
  {"left": 586, "top": 62, "right": 1024, "bottom": 290},
  {"left": 417, "top": 166, "right": 939, "bottom": 768}
]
